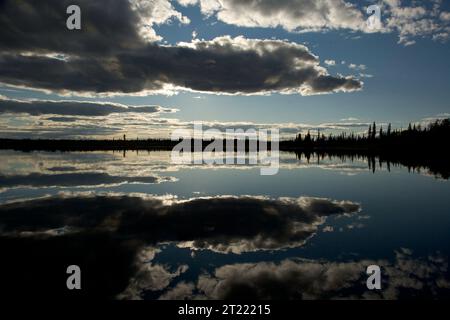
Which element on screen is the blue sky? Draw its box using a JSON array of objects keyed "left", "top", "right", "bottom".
[{"left": 0, "top": 0, "right": 449, "bottom": 138}]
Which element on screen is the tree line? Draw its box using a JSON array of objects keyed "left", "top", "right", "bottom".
[
  {"left": 282, "top": 118, "right": 450, "bottom": 151},
  {"left": 0, "top": 118, "right": 448, "bottom": 153}
]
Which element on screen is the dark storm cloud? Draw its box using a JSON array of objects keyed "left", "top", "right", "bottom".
[
  {"left": 0, "top": 97, "right": 176, "bottom": 116},
  {"left": 0, "top": 195, "right": 360, "bottom": 253},
  {"left": 0, "top": 0, "right": 362, "bottom": 95},
  {"left": 0, "top": 125, "right": 123, "bottom": 139},
  {"left": 47, "top": 166, "right": 79, "bottom": 172},
  {"left": 0, "top": 0, "right": 144, "bottom": 55},
  {"left": 0, "top": 39, "right": 362, "bottom": 95},
  {"left": 45, "top": 117, "right": 82, "bottom": 123},
  {"left": 0, "top": 172, "right": 163, "bottom": 189},
  {"left": 309, "top": 75, "right": 363, "bottom": 94}
]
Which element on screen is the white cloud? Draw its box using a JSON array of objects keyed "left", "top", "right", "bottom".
[
  {"left": 179, "top": 0, "right": 450, "bottom": 45},
  {"left": 383, "top": 0, "right": 450, "bottom": 45},
  {"left": 180, "top": 0, "right": 371, "bottom": 32},
  {"left": 130, "top": 0, "right": 191, "bottom": 41},
  {"left": 349, "top": 64, "right": 367, "bottom": 71},
  {"left": 440, "top": 12, "right": 450, "bottom": 22},
  {"left": 177, "top": 0, "right": 198, "bottom": 6}
]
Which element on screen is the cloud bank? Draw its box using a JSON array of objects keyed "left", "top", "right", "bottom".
[
  {"left": 179, "top": 0, "right": 372, "bottom": 32},
  {"left": 0, "top": 0, "right": 447, "bottom": 98},
  {"left": 0, "top": 0, "right": 362, "bottom": 96},
  {"left": 0, "top": 97, "right": 177, "bottom": 116},
  {"left": 179, "top": 0, "right": 450, "bottom": 45},
  {"left": 0, "top": 37, "right": 362, "bottom": 96},
  {"left": 0, "top": 95, "right": 371, "bottom": 139}
]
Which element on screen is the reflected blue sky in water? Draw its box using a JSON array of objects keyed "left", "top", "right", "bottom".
[{"left": 0, "top": 150, "right": 449, "bottom": 299}]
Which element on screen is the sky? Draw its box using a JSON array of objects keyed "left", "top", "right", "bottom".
[{"left": 0, "top": 0, "right": 449, "bottom": 139}]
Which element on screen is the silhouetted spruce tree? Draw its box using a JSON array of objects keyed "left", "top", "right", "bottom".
[{"left": 304, "top": 131, "right": 312, "bottom": 147}]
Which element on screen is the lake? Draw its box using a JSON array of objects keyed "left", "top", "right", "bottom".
[{"left": 0, "top": 150, "right": 449, "bottom": 299}]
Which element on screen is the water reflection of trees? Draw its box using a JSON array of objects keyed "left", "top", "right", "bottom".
[
  {"left": 285, "top": 119, "right": 450, "bottom": 179},
  {"left": 292, "top": 150, "right": 449, "bottom": 180},
  {"left": 1, "top": 119, "right": 448, "bottom": 178}
]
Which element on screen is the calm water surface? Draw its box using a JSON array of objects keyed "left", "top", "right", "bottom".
[{"left": 0, "top": 150, "right": 449, "bottom": 299}]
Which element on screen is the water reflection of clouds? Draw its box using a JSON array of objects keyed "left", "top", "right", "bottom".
[
  {"left": 0, "top": 151, "right": 178, "bottom": 199},
  {"left": 0, "top": 150, "right": 380, "bottom": 180},
  {"left": 158, "top": 249, "right": 450, "bottom": 300},
  {"left": 118, "top": 247, "right": 189, "bottom": 300},
  {"left": 0, "top": 186, "right": 448, "bottom": 299},
  {"left": 0, "top": 151, "right": 448, "bottom": 300},
  {"left": 0, "top": 172, "right": 175, "bottom": 192},
  {"left": 0, "top": 194, "right": 360, "bottom": 253},
  {"left": 0, "top": 194, "right": 363, "bottom": 299}
]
